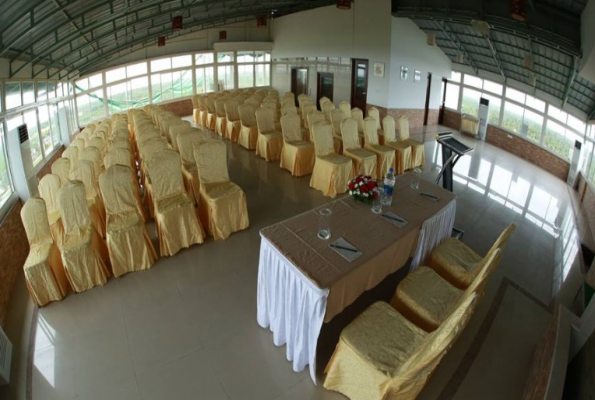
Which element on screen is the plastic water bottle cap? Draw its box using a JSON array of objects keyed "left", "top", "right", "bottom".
[{"left": 389, "top": 167, "right": 394, "bottom": 174}]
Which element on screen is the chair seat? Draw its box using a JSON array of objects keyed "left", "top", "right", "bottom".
[
  {"left": 367, "top": 143, "right": 394, "bottom": 155},
  {"left": 202, "top": 181, "right": 244, "bottom": 201},
  {"left": 286, "top": 140, "right": 312, "bottom": 148},
  {"left": 430, "top": 237, "right": 483, "bottom": 289},
  {"left": 24, "top": 241, "right": 53, "bottom": 268},
  {"left": 107, "top": 212, "right": 141, "bottom": 232},
  {"left": 344, "top": 148, "right": 376, "bottom": 161},
  {"left": 319, "top": 154, "right": 352, "bottom": 166},
  {"left": 61, "top": 226, "right": 93, "bottom": 250},
  {"left": 391, "top": 266, "right": 463, "bottom": 331},
  {"left": 342, "top": 301, "right": 427, "bottom": 377},
  {"left": 155, "top": 193, "right": 194, "bottom": 213}
]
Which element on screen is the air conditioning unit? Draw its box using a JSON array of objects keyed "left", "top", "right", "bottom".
[
  {"left": 7, "top": 124, "right": 39, "bottom": 201},
  {"left": 0, "top": 325, "right": 12, "bottom": 385},
  {"left": 567, "top": 140, "right": 582, "bottom": 187}
]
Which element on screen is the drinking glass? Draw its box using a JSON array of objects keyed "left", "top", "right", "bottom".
[
  {"left": 371, "top": 188, "right": 382, "bottom": 214},
  {"left": 317, "top": 208, "right": 332, "bottom": 240},
  {"left": 410, "top": 168, "right": 422, "bottom": 190}
]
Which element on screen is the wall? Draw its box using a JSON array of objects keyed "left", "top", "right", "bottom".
[
  {"left": 157, "top": 98, "right": 194, "bottom": 117},
  {"left": 580, "top": 0, "right": 595, "bottom": 87}
]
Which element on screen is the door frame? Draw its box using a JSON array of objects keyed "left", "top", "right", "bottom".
[
  {"left": 290, "top": 67, "right": 309, "bottom": 106},
  {"left": 423, "top": 72, "right": 433, "bottom": 126},
  {"left": 438, "top": 77, "right": 448, "bottom": 125},
  {"left": 350, "top": 58, "right": 369, "bottom": 111},
  {"left": 317, "top": 72, "right": 334, "bottom": 107}
]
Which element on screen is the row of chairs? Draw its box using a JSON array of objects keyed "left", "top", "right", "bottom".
[{"left": 323, "top": 223, "right": 516, "bottom": 399}]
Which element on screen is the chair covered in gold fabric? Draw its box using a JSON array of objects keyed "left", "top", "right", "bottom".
[
  {"left": 330, "top": 109, "right": 347, "bottom": 154},
  {"left": 21, "top": 197, "right": 70, "bottom": 306},
  {"left": 351, "top": 107, "right": 365, "bottom": 135},
  {"left": 57, "top": 181, "right": 111, "bottom": 293},
  {"left": 398, "top": 115, "right": 425, "bottom": 168},
  {"left": 238, "top": 104, "right": 259, "bottom": 150},
  {"left": 177, "top": 129, "right": 208, "bottom": 205},
  {"left": 103, "top": 149, "right": 146, "bottom": 221},
  {"left": 168, "top": 122, "right": 192, "bottom": 151},
  {"left": 321, "top": 101, "right": 336, "bottom": 122},
  {"left": 341, "top": 118, "right": 376, "bottom": 178},
  {"left": 324, "top": 294, "right": 477, "bottom": 400},
  {"left": 145, "top": 150, "right": 204, "bottom": 256},
  {"left": 382, "top": 115, "right": 412, "bottom": 174},
  {"left": 279, "top": 114, "right": 315, "bottom": 177},
  {"left": 80, "top": 146, "right": 104, "bottom": 181},
  {"left": 225, "top": 100, "right": 242, "bottom": 142},
  {"left": 192, "top": 94, "right": 201, "bottom": 124},
  {"left": 38, "top": 174, "right": 63, "bottom": 241},
  {"left": 198, "top": 95, "right": 209, "bottom": 127},
  {"left": 364, "top": 117, "right": 396, "bottom": 179},
  {"left": 69, "top": 160, "right": 107, "bottom": 238},
  {"left": 194, "top": 140, "right": 249, "bottom": 240},
  {"left": 307, "top": 111, "right": 326, "bottom": 144},
  {"left": 319, "top": 96, "right": 332, "bottom": 109},
  {"left": 310, "top": 121, "right": 354, "bottom": 198},
  {"left": 99, "top": 165, "right": 157, "bottom": 277},
  {"left": 104, "top": 147, "right": 135, "bottom": 171},
  {"left": 430, "top": 223, "right": 516, "bottom": 289},
  {"left": 51, "top": 158, "right": 70, "bottom": 186},
  {"left": 215, "top": 98, "right": 228, "bottom": 137},
  {"left": 255, "top": 107, "right": 283, "bottom": 162},
  {"left": 339, "top": 101, "right": 351, "bottom": 118},
  {"left": 88, "top": 137, "right": 107, "bottom": 158},
  {"left": 391, "top": 249, "right": 501, "bottom": 332},
  {"left": 280, "top": 104, "right": 298, "bottom": 117},
  {"left": 367, "top": 107, "right": 384, "bottom": 143},
  {"left": 62, "top": 147, "right": 79, "bottom": 171},
  {"left": 205, "top": 96, "right": 217, "bottom": 131},
  {"left": 72, "top": 137, "right": 86, "bottom": 153}
]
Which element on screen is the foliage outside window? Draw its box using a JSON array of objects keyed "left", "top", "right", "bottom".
[
  {"left": 217, "top": 65, "right": 234, "bottom": 91},
  {"left": 0, "top": 122, "right": 12, "bottom": 208}
]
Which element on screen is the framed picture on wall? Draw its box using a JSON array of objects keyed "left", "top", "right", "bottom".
[
  {"left": 400, "top": 66, "right": 408, "bottom": 80},
  {"left": 414, "top": 70, "right": 421, "bottom": 83},
  {"left": 373, "top": 63, "right": 385, "bottom": 78}
]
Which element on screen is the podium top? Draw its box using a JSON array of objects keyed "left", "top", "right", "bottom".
[{"left": 437, "top": 136, "right": 473, "bottom": 155}]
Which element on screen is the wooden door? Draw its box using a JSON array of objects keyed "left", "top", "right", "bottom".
[
  {"left": 439, "top": 77, "right": 447, "bottom": 125},
  {"left": 423, "top": 72, "right": 432, "bottom": 126},
  {"left": 350, "top": 59, "right": 368, "bottom": 111},
  {"left": 317, "top": 72, "right": 334, "bottom": 107},
  {"left": 291, "top": 67, "right": 309, "bottom": 106}
]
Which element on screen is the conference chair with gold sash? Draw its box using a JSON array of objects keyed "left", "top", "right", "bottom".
[
  {"left": 104, "top": 147, "right": 135, "bottom": 171},
  {"left": 307, "top": 111, "right": 326, "bottom": 144},
  {"left": 88, "top": 137, "right": 107, "bottom": 159},
  {"left": 351, "top": 107, "right": 365, "bottom": 136},
  {"left": 430, "top": 223, "right": 516, "bottom": 289},
  {"left": 205, "top": 95, "right": 217, "bottom": 131},
  {"left": 21, "top": 197, "right": 70, "bottom": 306},
  {"left": 168, "top": 122, "right": 192, "bottom": 151},
  {"left": 398, "top": 115, "right": 425, "bottom": 168},
  {"left": 238, "top": 104, "right": 259, "bottom": 150},
  {"left": 69, "top": 160, "right": 107, "bottom": 239},
  {"left": 194, "top": 140, "right": 249, "bottom": 241},
  {"left": 330, "top": 109, "right": 347, "bottom": 154},
  {"left": 177, "top": 129, "right": 209, "bottom": 205},
  {"left": 279, "top": 114, "right": 315, "bottom": 177},
  {"left": 51, "top": 157, "right": 70, "bottom": 186},
  {"left": 341, "top": 118, "right": 377, "bottom": 178},
  {"left": 38, "top": 174, "right": 63, "bottom": 241},
  {"left": 215, "top": 98, "right": 229, "bottom": 137},
  {"left": 224, "top": 100, "right": 242, "bottom": 143},
  {"left": 367, "top": 107, "right": 384, "bottom": 144},
  {"left": 198, "top": 95, "right": 209, "bottom": 127},
  {"left": 382, "top": 115, "right": 413, "bottom": 174},
  {"left": 145, "top": 150, "right": 204, "bottom": 256},
  {"left": 310, "top": 121, "right": 354, "bottom": 198},
  {"left": 99, "top": 165, "right": 157, "bottom": 277},
  {"left": 103, "top": 148, "right": 146, "bottom": 222},
  {"left": 339, "top": 101, "right": 351, "bottom": 118},
  {"left": 192, "top": 94, "right": 200, "bottom": 124},
  {"left": 321, "top": 101, "right": 336, "bottom": 123},
  {"left": 57, "top": 181, "right": 111, "bottom": 293},
  {"left": 62, "top": 147, "right": 79, "bottom": 172},
  {"left": 255, "top": 107, "right": 283, "bottom": 162},
  {"left": 80, "top": 146, "right": 104, "bottom": 181},
  {"left": 363, "top": 117, "right": 396, "bottom": 179},
  {"left": 324, "top": 294, "right": 477, "bottom": 400}
]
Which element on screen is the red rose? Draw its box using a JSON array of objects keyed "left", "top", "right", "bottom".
[
  {"left": 372, "top": 191, "right": 379, "bottom": 199},
  {"left": 361, "top": 185, "right": 369, "bottom": 193},
  {"left": 356, "top": 176, "right": 363, "bottom": 183},
  {"left": 349, "top": 182, "right": 355, "bottom": 190},
  {"left": 367, "top": 181, "right": 375, "bottom": 189}
]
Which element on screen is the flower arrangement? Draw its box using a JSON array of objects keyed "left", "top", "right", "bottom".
[{"left": 348, "top": 175, "right": 378, "bottom": 204}]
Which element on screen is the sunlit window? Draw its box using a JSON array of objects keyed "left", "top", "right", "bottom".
[
  {"left": 195, "top": 53, "right": 214, "bottom": 65},
  {"left": 0, "top": 122, "right": 13, "bottom": 208},
  {"left": 445, "top": 83, "right": 459, "bottom": 109},
  {"left": 217, "top": 65, "right": 234, "bottom": 90},
  {"left": 6, "top": 82, "right": 22, "bottom": 109}
]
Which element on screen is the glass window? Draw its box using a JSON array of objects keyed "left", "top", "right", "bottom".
[
  {"left": 49, "top": 104, "right": 61, "bottom": 149},
  {"left": 126, "top": 62, "right": 147, "bottom": 78},
  {"left": 47, "top": 82, "right": 56, "bottom": 99},
  {"left": 548, "top": 105, "right": 567, "bottom": 124},
  {"left": 76, "top": 90, "right": 105, "bottom": 125},
  {"left": 505, "top": 87, "right": 526, "bottom": 104},
  {"left": 238, "top": 64, "right": 254, "bottom": 88},
  {"left": 217, "top": 52, "right": 234, "bottom": 63},
  {"left": 0, "top": 122, "right": 13, "bottom": 207},
  {"left": 128, "top": 76, "right": 150, "bottom": 108},
  {"left": 483, "top": 80, "right": 503, "bottom": 96},
  {"left": 525, "top": 95, "right": 545, "bottom": 113},
  {"left": 107, "top": 83, "right": 128, "bottom": 114},
  {"left": 445, "top": 83, "right": 460, "bottom": 110},
  {"left": 544, "top": 119, "right": 573, "bottom": 161},
  {"left": 37, "top": 106, "right": 53, "bottom": 156},
  {"left": 464, "top": 74, "right": 483, "bottom": 89},
  {"left": 151, "top": 58, "right": 172, "bottom": 72},
  {"left": 238, "top": 51, "right": 254, "bottom": 63},
  {"left": 482, "top": 94, "right": 501, "bottom": 125},
  {"left": 502, "top": 102, "right": 524, "bottom": 134},
  {"left": 22, "top": 82, "right": 35, "bottom": 105},
  {"left": 217, "top": 65, "right": 234, "bottom": 90},
  {"left": 172, "top": 55, "right": 192, "bottom": 69},
  {"left": 0, "top": 84, "right": 3, "bottom": 111},
  {"left": 56, "top": 83, "right": 64, "bottom": 98},
  {"left": 6, "top": 82, "right": 22, "bottom": 109},
  {"left": 106, "top": 67, "right": 126, "bottom": 84},
  {"left": 523, "top": 109, "right": 543, "bottom": 143},
  {"left": 88, "top": 74, "right": 103, "bottom": 89},
  {"left": 75, "top": 78, "right": 89, "bottom": 93},
  {"left": 195, "top": 67, "right": 215, "bottom": 93},
  {"left": 450, "top": 71, "right": 461, "bottom": 83},
  {"left": 22, "top": 110, "right": 43, "bottom": 165},
  {"left": 567, "top": 115, "right": 586, "bottom": 135},
  {"left": 461, "top": 87, "right": 481, "bottom": 117},
  {"left": 587, "top": 124, "right": 595, "bottom": 140},
  {"left": 195, "top": 53, "right": 214, "bottom": 65},
  {"left": 255, "top": 64, "right": 270, "bottom": 87},
  {"left": 171, "top": 70, "right": 193, "bottom": 98}
]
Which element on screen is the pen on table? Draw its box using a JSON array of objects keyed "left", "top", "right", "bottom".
[
  {"left": 420, "top": 192, "right": 439, "bottom": 200},
  {"left": 330, "top": 244, "right": 358, "bottom": 253},
  {"left": 382, "top": 214, "right": 405, "bottom": 223}
]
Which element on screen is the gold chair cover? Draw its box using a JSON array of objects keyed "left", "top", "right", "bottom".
[
  {"left": 238, "top": 104, "right": 259, "bottom": 150},
  {"left": 104, "top": 147, "right": 135, "bottom": 170},
  {"left": 178, "top": 129, "right": 209, "bottom": 205},
  {"left": 383, "top": 115, "right": 412, "bottom": 174},
  {"left": 307, "top": 112, "right": 326, "bottom": 143},
  {"left": 215, "top": 98, "right": 228, "bottom": 136},
  {"left": 368, "top": 107, "right": 384, "bottom": 139},
  {"left": 69, "top": 160, "right": 107, "bottom": 238},
  {"left": 324, "top": 294, "right": 476, "bottom": 400},
  {"left": 21, "top": 198, "right": 70, "bottom": 306},
  {"left": 280, "top": 104, "right": 298, "bottom": 117},
  {"left": 62, "top": 147, "right": 79, "bottom": 171},
  {"left": 145, "top": 150, "right": 204, "bottom": 256},
  {"left": 279, "top": 114, "right": 315, "bottom": 177},
  {"left": 351, "top": 107, "right": 365, "bottom": 134},
  {"left": 57, "top": 181, "right": 111, "bottom": 293},
  {"left": 310, "top": 121, "right": 354, "bottom": 198},
  {"left": 364, "top": 117, "right": 396, "bottom": 179},
  {"left": 398, "top": 116, "right": 425, "bottom": 168},
  {"left": 255, "top": 107, "right": 283, "bottom": 162},
  {"left": 80, "top": 146, "right": 104, "bottom": 181},
  {"left": 341, "top": 118, "right": 377, "bottom": 178},
  {"left": 194, "top": 141, "right": 249, "bottom": 240},
  {"left": 206, "top": 96, "right": 217, "bottom": 131},
  {"left": 225, "top": 101, "right": 242, "bottom": 142},
  {"left": 87, "top": 137, "right": 107, "bottom": 158},
  {"left": 330, "top": 109, "right": 347, "bottom": 154},
  {"left": 391, "top": 249, "right": 502, "bottom": 332},
  {"left": 339, "top": 101, "right": 351, "bottom": 119},
  {"left": 51, "top": 158, "right": 70, "bottom": 186},
  {"left": 99, "top": 165, "right": 157, "bottom": 277},
  {"left": 430, "top": 223, "right": 516, "bottom": 289},
  {"left": 168, "top": 122, "right": 192, "bottom": 151},
  {"left": 38, "top": 174, "right": 63, "bottom": 241},
  {"left": 72, "top": 137, "right": 86, "bottom": 154}
]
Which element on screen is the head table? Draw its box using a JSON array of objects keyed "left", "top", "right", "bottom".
[{"left": 256, "top": 173, "right": 456, "bottom": 383}]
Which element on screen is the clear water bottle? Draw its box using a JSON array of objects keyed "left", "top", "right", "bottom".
[{"left": 382, "top": 167, "right": 396, "bottom": 206}]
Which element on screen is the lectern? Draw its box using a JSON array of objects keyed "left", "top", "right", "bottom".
[{"left": 435, "top": 134, "right": 473, "bottom": 191}]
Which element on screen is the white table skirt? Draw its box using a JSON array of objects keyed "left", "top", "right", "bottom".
[{"left": 256, "top": 199, "right": 456, "bottom": 383}]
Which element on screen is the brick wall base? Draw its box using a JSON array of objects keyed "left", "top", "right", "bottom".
[
  {"left": 157, "top": 98, "right": 194, "bottom": 116},
  {"left": 368, "top": 105, "right": 440, "bottom": 129}
]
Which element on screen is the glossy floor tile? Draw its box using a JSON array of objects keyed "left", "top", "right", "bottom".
[{"left": 24, "top": 122, "right": 580, "bottom": 400}]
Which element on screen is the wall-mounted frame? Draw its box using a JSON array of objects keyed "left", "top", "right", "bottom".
[
  {"left": 400, "top": 66, "right": 408, "bottom": 80},
  {"left": 373, "top": 62, "right": 385, "bottom": 78},
  {"left": 414, "top": 70, "right": 421, "bottom": 83}
]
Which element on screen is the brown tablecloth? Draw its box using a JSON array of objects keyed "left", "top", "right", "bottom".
[{"left": 261, "top": 173, "right": 456, "bottom": 322}]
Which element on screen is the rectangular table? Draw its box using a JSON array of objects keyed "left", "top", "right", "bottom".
[{"left": 257, "top": 175, "right": 456, "bottom": 382}]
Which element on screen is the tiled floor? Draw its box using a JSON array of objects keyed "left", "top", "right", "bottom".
[{"left": 3, "top": 122, "right": 585, "bottom": 400}]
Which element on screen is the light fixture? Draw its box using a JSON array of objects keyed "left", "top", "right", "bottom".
[
  {"left": 523, "top": 54, "right": 533, "bottom": 70},
  {"left": 471, "top": 20, "right": 490, "bottom": 36},
  {"left": 256, "top": 15, "right": 267, "bottom": 27},
  {"left": 172, "top": 16, "right": 183, "bottom": 31},
  {"left": 336, "top": 0, "right": 351, "bottom": 10},
  {"left": 426, "top": 34, "right": 436, "bottom": 46},
  {"left": 529, "top": 72, "right": 536, "bottom": 87},
  {"left": 511, "top": 0, "right": 526, "bottom": 21},
  {"left": 456, "top": 52, "right": 464, "bottom": 64},
  {"left": 158, "top": 36, "right": 166, "bottom": 47},
  {"left": 219, "top": 30, "right": 227, "bottom": 40}
]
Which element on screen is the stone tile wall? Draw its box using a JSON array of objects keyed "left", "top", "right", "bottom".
[
  {"left": 368, "top": 105, "right": 439, "bottom": 129},
  {"left": 157, "top": 98, "right": 194, "bottom": 116}
]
